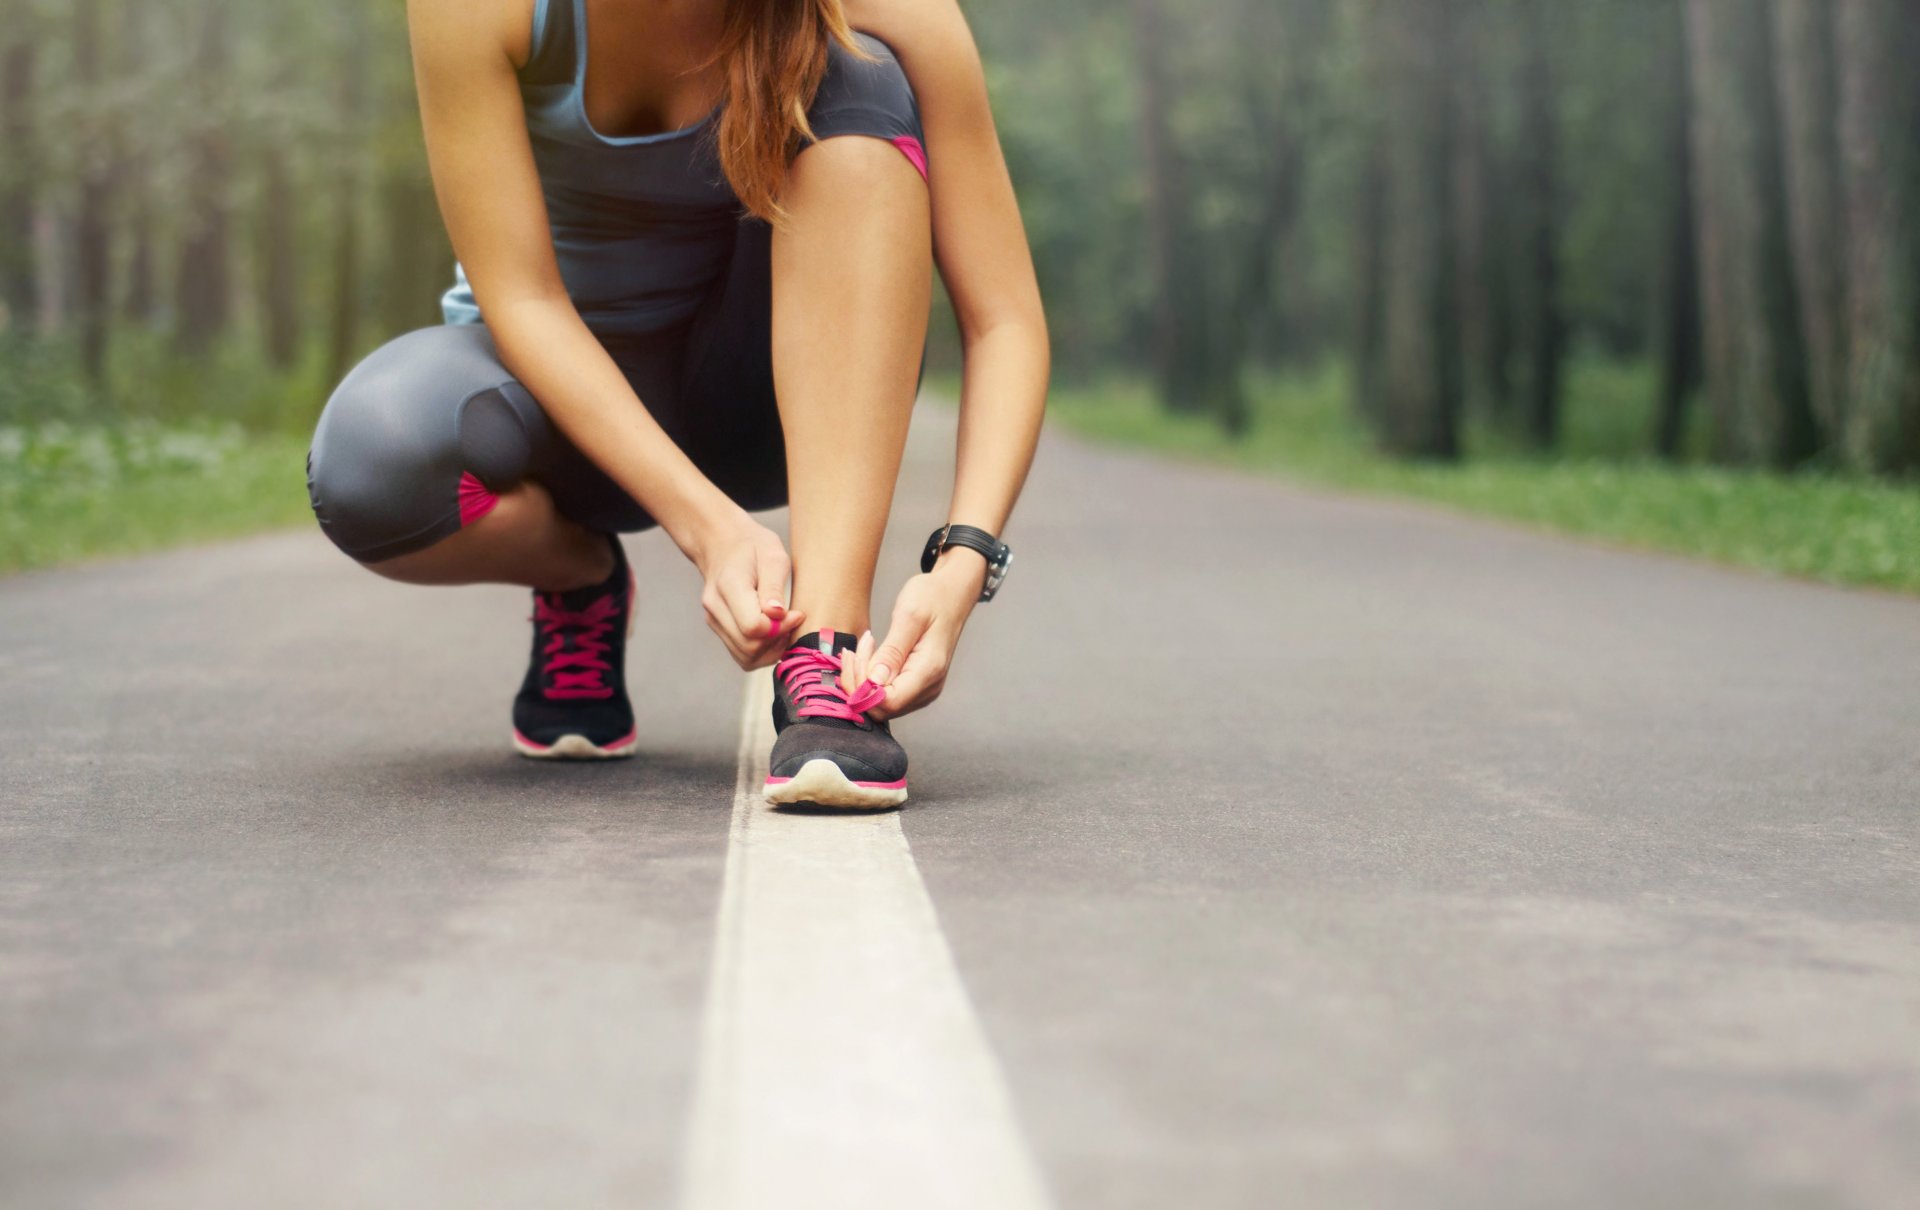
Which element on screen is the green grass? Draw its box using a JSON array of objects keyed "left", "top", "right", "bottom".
[
  {"left": 0, "top": 423, "right": 315, "bottom": 575},
  {"left": 0, "top": 333, "right": 330, "bottom": 576},
  {"left": 1040, "top": 363, "right": 1920, "bottom": 594}
]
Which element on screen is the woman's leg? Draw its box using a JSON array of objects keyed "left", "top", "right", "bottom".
[
  {"left": 771, "top": 133, "right": 932, "bottom": 636},
  {"left": 308, "top": 323, "right": 647, "bottom": 758},
  {"left": 309, "top": 324, "right": 632, "bottom": 590},
  {"left": 368, "top": 483, "right": 612, "bottom": 591}
]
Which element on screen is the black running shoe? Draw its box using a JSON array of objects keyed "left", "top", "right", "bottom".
[
  {"left": 765, "top": 628, "right": 908, "bottom": 809},
  {"left": 512, "top": 537, "right": 638, "bottom": 759}
]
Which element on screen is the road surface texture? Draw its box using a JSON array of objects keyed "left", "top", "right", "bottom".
[{"left": 4, "top": 404, "right": 1918, "bottom": 1209}]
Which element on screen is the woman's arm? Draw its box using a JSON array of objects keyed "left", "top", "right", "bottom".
[
  {"left": 408, "top": 0, "right": 800, "bottom": 666},
  {"left": 848, "top": 0, "right": 1051, "bottom": 714}
]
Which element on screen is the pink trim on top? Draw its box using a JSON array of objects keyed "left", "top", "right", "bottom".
[
  {"left": 890, "top": 136, "right": 928, "bottom": 182},
  {"left": 458, "top": 472, "right": 500, "bottom": 527}
]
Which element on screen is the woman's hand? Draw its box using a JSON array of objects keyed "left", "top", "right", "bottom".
[
  {"left": 861, "top": 549, "right": 988, "bottom": 720},
  {"left": 692, "top": 509, "right": 804, "bottom": 669}
]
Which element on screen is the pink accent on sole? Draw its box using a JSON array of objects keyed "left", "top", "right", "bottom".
[
  {"left": 514, "top": 728, "right": 638, "bottom": 755},
  {"left": 890, "top": 135, "right": 928, "bottom": 181},
  {"left": 458, "top": 472, "right": 500, "bottom": 527}
]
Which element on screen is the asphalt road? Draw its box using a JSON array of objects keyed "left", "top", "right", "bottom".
[{"left": 4, "top": 405, "right": 1918, "bottom": 1209}]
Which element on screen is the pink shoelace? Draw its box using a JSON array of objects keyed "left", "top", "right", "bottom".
[
  {"left": 776, "top": 635, "right": 886, "bottom": 723},
  {"left": 535, "top": 592, "right": 619, "bottom": 700}
]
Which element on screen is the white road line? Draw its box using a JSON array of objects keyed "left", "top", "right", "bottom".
[{"left": 680, "top": 673, "right": 1054, "bottom": 1210}]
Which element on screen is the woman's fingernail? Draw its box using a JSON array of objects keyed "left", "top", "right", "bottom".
[{"left": 871, "top": 664, "right": 891, "bottom": 685}]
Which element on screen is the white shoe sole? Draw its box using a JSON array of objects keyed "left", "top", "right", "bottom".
[
  {"left": 764, "top": 758, "right": 909, "bottom": 810},
  {"left": 513, "top": 730, "right": 640, "bottom": 760}
]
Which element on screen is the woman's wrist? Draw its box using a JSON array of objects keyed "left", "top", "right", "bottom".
[
  {"left": 931, "top": 544, "right": 990, "bottom": 597},
  {"left": 663, "top": 483, "right": 751, "bottom": 568}
]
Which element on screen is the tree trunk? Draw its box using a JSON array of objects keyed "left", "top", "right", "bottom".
[
  {"left": 119, "top": 2, "right": 155, "bottom": 326},
  {"left": 1131, "top": 0, "right": 1209, "bottom": 416},
  {"left": 377, "top": 169, "right": 450, "bottom": 340},
  {"left": 1514, "top": 0, "right": 1564, "bottom": 450},
  {"left": 73, "top": 0, "right": 112, "bottom": 380},
  {"left": 1654, "top": 0, "right": 1703, "bottom": 460},
  {"left": 1207, "top": 1, "right": 1324, "bottom": 436},
  {"left": 175, "top": 10, "right": 233, "bottom": 356},
  {"left": 1, "top": 38, "right": 36, "bottom": 334},
  {"left": 1834, "top": 0, "right": 1920, "bottom": 473},
  {"left": 1450, "top": 0, "right": 1508, "bottom": 416},
  {"left": 325, "top": 3, "right": 371, "bottom": 386},
  {"left": 1352, "top": 139, "right": 1387, "bottom": 428},
  {"left": 1684, "top": 0, "right": 1817, "bottom": 467},
  {"left": 1371, "top": 0, "right": 1461, "bottom": 459},
  {"left": 1771, "top": 0, "right": 1847, "bottom": 449},
  {"left": 260, "top": 147, "right": 300, "bottom": 368}
]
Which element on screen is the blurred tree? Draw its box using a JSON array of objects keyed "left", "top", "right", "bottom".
[
  {"left": 72, "top": 0, "right": 112, "bottom": 380},
  {"left": 1684, "top": 0, "right": 1815, "bottom": 467},
  {"left": 1366, "top": 0, "right": 1460, "bottom": 459},
  {"left": 1835, "top": 0, "right": 1920, "bottom": 473},
  {"left": 325, "top": 0, "right": 370, "bottom": 385},
  {"left": 374, "top": 0, "right": 452, "bottom": 338},
  {"left": 1131, "top": 0, "right": 1210, "bottom": 419},
  {"left": 1512, "top": 0, "right": 1563, "bottom": 450},
  {"left": 1653, "top": 0, "right": 1702, "bottom": 459},
  {"left": 176, "top": 4, "right": 234, "bottom": 356},
  {"left": 1772, "top": 0, "right": 1848, "bottom": 445},
  {"left": 118, "top": 0, "right": 157, "bottom": 327},
  {"left": 1450, "top": 0, "right": 1510, "bottom": 416},
  {"left": 1, "top": 23, "right": 37, "bottom": 333}
]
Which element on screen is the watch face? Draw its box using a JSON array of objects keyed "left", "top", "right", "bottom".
[{"left": 983, "top": 547, "right": 1012, "bottom": 599}]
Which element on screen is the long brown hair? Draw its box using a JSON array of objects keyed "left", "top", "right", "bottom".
[{"left": 710, "top": 0, "right": 870, "bottom": 224}]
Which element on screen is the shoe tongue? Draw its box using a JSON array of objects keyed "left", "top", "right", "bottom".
[{"left": 793, "top": 628, "right": 860, "bottom": 656}]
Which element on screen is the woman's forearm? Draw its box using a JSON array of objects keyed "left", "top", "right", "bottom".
[
  {"left": 486, "top": 297, "right": 742, "bottom": 560},
  {"left": 945, "top": 319, "right": 1049, "bottom": 537}
]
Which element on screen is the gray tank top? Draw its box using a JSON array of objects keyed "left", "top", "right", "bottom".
[{"left": 441, "top": 0, "right": 740, "bottom": 337}]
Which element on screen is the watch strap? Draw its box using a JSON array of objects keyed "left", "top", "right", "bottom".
[{"left": 921, "top": 523, "right": 1003, "bottom": 573}]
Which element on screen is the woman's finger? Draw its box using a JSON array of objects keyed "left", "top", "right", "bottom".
[
  {"left": 870, "top": 603, "right": 931, "bottom": 690},
  {"left": 878, "top": 640, "right": 949, "bottom": 719},
  {"left": 716, "top": 561, "right": 767, "bottom": 647},
  {"left": 704, "top": 610, "right": 752, "bottom": 669},
  {"left": 843, "top": 629, "right": 875, "bottom": 695}
]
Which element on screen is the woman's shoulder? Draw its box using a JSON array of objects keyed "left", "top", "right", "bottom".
[
  {"left": 843, "top": 0, "right": 975, "bottom": 71},
  {"left": 408, "top": 0, "right": 539, "bottom": 72},
  {"left": 843, "top": 0, "right": 940, "bottom": 48}
]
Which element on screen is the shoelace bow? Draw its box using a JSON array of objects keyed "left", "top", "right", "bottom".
[
  {"left": 535, "top": 592, "right": 619, "bottom": 699},
  {"left": 776, "top": 645, "right": 886, "bottom": 723}
]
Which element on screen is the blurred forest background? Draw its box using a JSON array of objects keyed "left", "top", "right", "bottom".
[{"left": 2, "top": 0, "right": 1918, "bottom": 583}]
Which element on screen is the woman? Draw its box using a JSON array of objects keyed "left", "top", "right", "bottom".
[{"left": 305, "top": 0, "right": 1047, "bottom": 808}]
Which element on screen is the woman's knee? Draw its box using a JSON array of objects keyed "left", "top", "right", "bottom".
[{"left": 308, "top": 325, "right": 540, "bottom": 564}]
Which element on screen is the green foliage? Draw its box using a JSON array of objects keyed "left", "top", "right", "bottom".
[
  {"left": 0, "top": 421, "right": 313, "bottom": 574},
  {"left": 0, "top": 333, "right": 332, "bottom": 431},
  {"left": 1046, "top": 366, "right": 1920, "bottom": 593}
]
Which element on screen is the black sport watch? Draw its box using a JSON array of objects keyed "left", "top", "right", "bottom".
[{"left": 921, "top": 524, "right": 1013, "bottom": 602}]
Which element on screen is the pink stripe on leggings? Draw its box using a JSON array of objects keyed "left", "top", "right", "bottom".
[
  {"left": 890, "top": 136, "right": 928, "bottom": 182},
  {"left": 458, "top": 472, "right": 499, "bottom": 527}
]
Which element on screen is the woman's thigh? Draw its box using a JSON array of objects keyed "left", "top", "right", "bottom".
[
  {"left": 307, "top": 324, "right": 652, "bottom": 562},
  {"left": 672, "top": 34, "right": 931, "bottom": 510}
]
